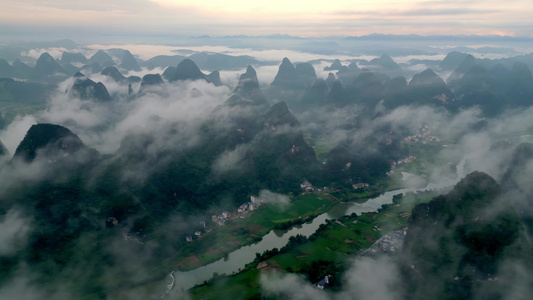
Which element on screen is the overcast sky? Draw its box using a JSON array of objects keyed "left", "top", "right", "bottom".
[{"left": 1, "top": 0, "right": 532, "bottom": 38}]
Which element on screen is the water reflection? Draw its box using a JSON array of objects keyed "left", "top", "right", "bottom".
[{"left": 171, "top": 159, "right": 467, "bottom": 291}]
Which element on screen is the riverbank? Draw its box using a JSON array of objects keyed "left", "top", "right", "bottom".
[
  {"left": 170, "top": 192, "right": 342, "bottom": 271},
  {"left": 190, "top": 190, "right": 437, "bottom": 299}
]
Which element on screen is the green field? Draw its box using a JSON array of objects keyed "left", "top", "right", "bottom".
[
  {"left": 190, "top": 191, "right": 437, "bottom": 299},
  {"left": 163, "top": 192, "right": 340, "bottom": 271}
]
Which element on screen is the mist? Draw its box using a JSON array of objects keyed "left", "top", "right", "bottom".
[{"left": 1, "top": 38, "right": 533, "bottom": 300}]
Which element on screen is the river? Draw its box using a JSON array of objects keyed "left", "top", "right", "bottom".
[{"left": 168, "top": 159, "right": 467, "bottom": 292}]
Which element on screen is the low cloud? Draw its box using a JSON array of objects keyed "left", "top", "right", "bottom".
[
  {"left": 0, "top": 275, "right": 71, "bottom": 300},
  {"left": 260, "top": 271, "right": 330, "bottom": 300},
  {"left": 258, "top": 190, "right": 290, "bottom": 209},
  {"left": 0, "top": 209, "right": 30, "bottom": 255},
  {"left": 260, "top": 256, "right": 400, "bottom": 300},
  {"left": 21, "top": 47, "right": 67, "bottom": 61},
  {"left": 212, "top": 144, "right": 250, "bottom": 175},
  {"left": 337, "top": 256, "right": 400, "bottom": 300}
]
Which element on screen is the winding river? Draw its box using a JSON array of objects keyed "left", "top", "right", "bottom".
[{"left": 167, "top": 159, "right": 467, "bottom": 292}]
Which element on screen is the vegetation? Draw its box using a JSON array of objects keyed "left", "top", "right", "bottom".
[
  {"left": 166, "top": 193, "right": 339, "bottom": 270},
  {"left": 190, "top": 191, "right": 437, "bottom": 299}
]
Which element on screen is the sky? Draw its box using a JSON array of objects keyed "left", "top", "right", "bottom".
[{"left": 0, "top": 0, "right": 532, "bottom": 38}]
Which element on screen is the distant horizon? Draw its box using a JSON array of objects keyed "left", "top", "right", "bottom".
[
  {"left": 1, "top": 0, "right": 531, "bottom": 40},
  {"left": 4, "top": 32, "right": 533, "bottom": 41}
]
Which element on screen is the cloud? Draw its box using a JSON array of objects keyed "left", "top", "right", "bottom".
[
  {"left": 259, "top": 257, "right": 400, "bottom": 300},
  {"left": 212, "top": 144, "right": 250, "bottom": 175},
  {"left": 0, "top": 114, "right": 38, "bottom": 155},
  {"left": 338, "top": 256, "right": 401, "bottom": 300},
  {"left": 0, "top": 209, "right": 30, "bottom": 256},
  {"left": 21, "top": 47, "right": 67, "bottom": 60},
  {"left": 333, "top": 8, "right": 496, "bottom": 17},
  {"left": 258, "top": 190, "right": 290, "bottom": 209},
  {"left": 260, "top": 271, "right": 330, "bottom": 300},
  {"left": 0, "top": 275, "right": 71, "bottom": 300},
  {"left": 0, "top": 75, "right": 232, "bottom": 155}
]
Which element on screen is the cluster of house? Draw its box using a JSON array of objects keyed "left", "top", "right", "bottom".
[
  {"left": 314, "top": 275, "right": 332, "bottom": 290},
  {"left": 386, "top": 155, "right": 416, "bottom": 176},
  {"left": 300, "top": 180, "right": 314, "bottom": 192},
  {"left": 361, "top": 228, "right": 407, "bottom": 256},
  {"left": 209, "top": 195, "right": 264, "bottom": 228},
  {"left": 185, "top": 221, "right": 207, "bottom": 242},
  {"left": 300, "top": 181, "right": 340, "bottom": 194},
  {"left": 352, "top": 182, "right": 370, "bottom": 190},
  {"left": 403, "top": 125, "right": 441, "bottom": 144}
]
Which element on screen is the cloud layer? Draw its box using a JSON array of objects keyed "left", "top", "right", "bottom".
[{"left": 1, "top": 0, "right": 532, "bottom": 37}]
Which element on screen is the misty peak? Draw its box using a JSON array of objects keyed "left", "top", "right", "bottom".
[
  {"left": 38, "top": 52, "right": 54, "bottom": 63},
  {"left": 73, "top": 71, "right": 86, "bottom": 78},
  {"left": 89, "top": 50, "right": 115, "bottom": 66},
  {"left": 206, "top": 70, "right": 222, "bottom": 86},
  {"left": 365, "top": 53, "right": 401, "bottom": 71},
  {"left": 101, "top": 66, "right": 126, "bottom": 82},
  {"left": 447, "top": 54, "right": 477, "bottom": 85},
  {"left": 263, "top": 101, "right": 300, "bottom": 128},
  {"left": 81, "top": 61, "right": 103, "bottom": 74},
  {"left": 13, "top": 123, "right": 87, "bottom": 163},
  {"left": 70, "top": 75, "right": 112, "bottom": 102},
  {"left": 325, "top": 59, "right": 343, "bottom": 71},
  {"left": 229, "top": 65, "right": 267, "bottom": 106},
  {"left": 326, "top": 72, "right": 336, "bottom": 88},
  {"left": 245, "top": 65, "right": 257, "bottom": 77},
  {"left": 139, "top": 73, "right": 164, "bottom": 95},
  {"left": 35, "top": 52, "right": 65, "bottom": 76},
  {"left": 295, "top": 63, "right": 317, "bottom": 86},
  {"left": 162, "top": 58, "right": 221, "bottom": 85},
  {"left": 239, "top": 65, "right": 259, "bottom": 84},
  {"left": 173, "top": 58, "right": 206, "bottom": 82},
  {"left": 328, "top": 80, "right": 345, "bottom": 105},
  {"left": 379, "top": 53, "right": 394, "bottom": 62},
  {"left": 271, "top": 57, "right": 305, "bottom": 89},
  {"left": 61, "top": 51, "right": 88, "bottom": 64},
  {"left": 439, "top": 51, "right": 468, "bottom": 71},
  {"left": 409, "top": 68, "right": 441, "bottom": 86},
  {"left": 119, "top": 50, "right": 141, "bottom": 72},
  {"left": 409, "top": 68, "right": 454, "bottom": 104},
  {"left": 385, "top": 76, "right": 408, "bottom": 93}
]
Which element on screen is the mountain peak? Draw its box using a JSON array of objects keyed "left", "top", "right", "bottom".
[
  {"left": 119, "top": 50, "right": 141, "bottom": 71},
  {"left": 263, "top": 101, "right": 300, "bottom": 128},
  {"left": 89, "top": 50, "right": 115, "bottom": 66},
  {"left": 409, "top": 68, "right": 454, "bottom": 104},
  {"left": 171, "top": 58, "right": 206, "bottom": 82},
  {"left": 229, "top": 66, "right": 267, "bottom": 106},
  {"left": 271, "top": 57, "right": 303, "bottom": 89},
  {"left": 73, "top": 71, "right": 86, "bottom": 78},
  {"left": 101, "top": 66, "right": 126, "bottom": 82},
  {"left": 409, "top": 68, "right": 442, "bottom": 86},
  {"left": 366, "top": 54, "right": 401, "bottom": 71},
  {"left": 325, "top": 59, "right": 343, "bottom": 71},
  {"left": 439, "top": 51, "right": 468, "bottom": 71},
  {"left": 206, "top": 70, "right": 222, "bottom": 86},
  {"left": 13, "top": 124, "right": 87, "bottom": 162},
  {"left": 34, "top": 52, "right": 65, "bottom": 76},
  {"left": 245, "top": 65, "right": 257, "bottom": 77},
  {"left": 70, "top": 75, "right": 112, "bottom": 102},
  {"left": 139, "top": 73, "right": 164, "bottom": 94}
]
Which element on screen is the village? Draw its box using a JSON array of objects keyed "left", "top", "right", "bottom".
[
  {"left": 386, "top": 154, "right": 416, "bottom": 176},
  {"left": 185, "top": 195, "right": 266, "bottom": 242},
  {"left": 184, "top": 178, "right": 379, "bottom": 243},
  {"left": 403, "top": 125, "right": 441, "bottom": 144}
]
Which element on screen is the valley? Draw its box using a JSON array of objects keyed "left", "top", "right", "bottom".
[{"left": 0, "top": 37, "right": 533, "bottom": 299}]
